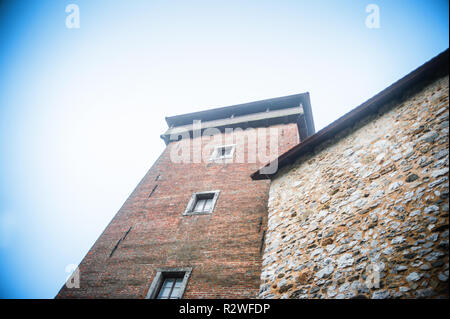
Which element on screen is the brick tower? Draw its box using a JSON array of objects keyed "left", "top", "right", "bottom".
[{"left": 56, "top": 93, "right": 315, "bottom": 298}]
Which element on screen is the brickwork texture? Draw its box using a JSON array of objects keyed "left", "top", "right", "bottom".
[{"left": 57, "top": 123, "right": 299, "bottom": 298}]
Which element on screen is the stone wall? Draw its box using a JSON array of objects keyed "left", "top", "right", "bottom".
[{"left": 260, "top": 76, "right": 449, "bottom": 299}]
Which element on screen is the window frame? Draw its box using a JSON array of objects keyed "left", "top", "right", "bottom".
[
  {"left": 183, "top": 190, "right": 220, "bottom": 216},
  {"left": 156, "top": 276, "right": 183, "bottom": 299},
  {"left": 145, "top": 267, "right": 192, "bottom": 299},
  {"left": 209, "top": 144, "right": 236, "bottom": 161}
]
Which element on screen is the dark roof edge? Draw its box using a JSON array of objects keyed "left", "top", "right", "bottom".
[
  {"left": 165, "top": 92, "right": 311, "bottom": 128},
  {"left": 302, "top": 92, "right": 316, "bottom": 137},
  {"left": 251, "top": 48, "right": 449, "bottom": 180}
]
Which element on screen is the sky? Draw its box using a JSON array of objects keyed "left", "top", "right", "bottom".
[{"left": 0, "top": 0, "right": 448, "bottom": 298}]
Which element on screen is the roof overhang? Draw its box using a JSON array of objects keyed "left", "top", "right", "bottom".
[
  {"left": 251, "top": 48, "right": 449, "bottom": 180},
  {"left": 161, "top": 92, "right": 315, "bottom": 144}
]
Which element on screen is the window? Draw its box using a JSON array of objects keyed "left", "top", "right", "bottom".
[
  {"left": 146, "top": 268, "right": 192, "bottom": 299},
  {"left": 193, "top": 193, "right": 214, "bottom": 213},
  {"left": 184, "top": 190, "right": 220, "bottom": 215},
  {"left": 220, "top": 146, "right": 232, "bottom": 157},
  {"left": 210, "top": 144, "right": 235, "bottom": 161},
  {"left": 157, "top": 276, "right": 184, "bottom": 299}
]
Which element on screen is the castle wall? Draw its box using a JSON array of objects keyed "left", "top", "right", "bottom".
[
  {"left": 260, "top": 76, "right": 449, "bottom": 299},
  {"left": 57, "top": 122, "right": 299, "bottom": 298}
]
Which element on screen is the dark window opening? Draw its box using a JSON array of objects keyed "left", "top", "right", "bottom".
[
  {"left": 184, "top": 191, "right": 220, "bottom": 215},
  {"left": 146, "top": 268, "right": 192, "bottom": 299},
  {"left": 109, "top": 226, "right": 132, "bottom": 258},
  {"left": 218, "top": 146, "right": 232, "bottom": 157},
  {"left": 259, "top": 230, "right": 266, "bottom": 255},
  {"left": 210, "top": 145, "right": 235, "bottom": 160},
  {"left": 156, "top": 275, "right": 184, "bottom": 299},
  {"left": 149, "top": 185, "right": 158, "bottom": 198},
  {"left": 193, "top": 193, "right": 214, "bottom": 213},
  {"left": 258, "top": 217, "right": 263, "bottom": 233}
]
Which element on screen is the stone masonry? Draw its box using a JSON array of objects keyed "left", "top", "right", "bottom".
[{"left": 259, "top": 76, "right": 449, "bottom": 299}]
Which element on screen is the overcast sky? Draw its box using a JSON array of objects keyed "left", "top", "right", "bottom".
[{"left": 0, "top": 0, "right": 448, "bottom": 298}]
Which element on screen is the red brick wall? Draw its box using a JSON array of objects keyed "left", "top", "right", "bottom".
[{"left": 56, "top": 122, "right": 300, "bottom": 298}]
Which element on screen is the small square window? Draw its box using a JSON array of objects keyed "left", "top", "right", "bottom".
[
  {"left": 210, "top": 144, "right": 235, "bottom": 161},
  {"left": 184, "top": 190, "right": 220, "bottom": 215},
  {"left": 146, "top": 268, "right": 192, "bottom": 299}
]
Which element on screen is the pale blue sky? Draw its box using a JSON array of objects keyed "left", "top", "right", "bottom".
[{"left": 0, "top": 0, "right": 448, "bottom": 298}]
